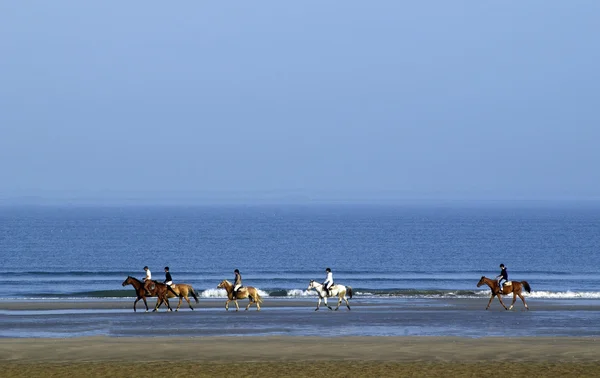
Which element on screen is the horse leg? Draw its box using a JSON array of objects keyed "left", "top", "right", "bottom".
[
  {"left": 142, "top": 297, "right": 149, "bottom": 312},
  {"left": 315, "top": 297, "right": 321, "bottom": 311},
  {"left": 165, "top": 297, "right": 172, "bottom": 312},
  {"left": 324, "top": 297, "right": 333, "bottom": 310},
  {"left": 184, "top": 295, "right": 193, "bottom": 310},
  {"left": 344, "top": 295, "right": 351, "bottom": 310},
  {"left": 153, "top": 298, "right": 161, "bottom": 312},
  {"left": 225, "top": 298, "right": 230, "bottom": 311},
  {"left": 334, "top": 296, "right": 342, "bottom": 311},
  {"left": 244, "top": 294, "right": 254, "bottom": 311},
  {"left": 496, "top": 293, "right": 508, "bottom": 310},
  {"left": 486, "top": 294, "right": 494, "bottom": 310},
  {"left": 133, "top": 297, "right": 140, "bottom": 312},
  {"left": 234, "top": 299, "right": 240, "bottom": 311},
  {"left": 176, "top": 297, "right": 183, "bottom": 312},
  {"left": 518, "top": 292, "right": 529, "bottom": 310},
  {"left": 508, "top": 291, "right": 517, "bottom": 310}
]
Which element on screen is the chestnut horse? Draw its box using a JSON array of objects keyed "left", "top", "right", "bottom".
[
  {"left": 217, "top": 280, "right": 263, "bottom": 311},
  {"left": 122, "top": 276, "right": 176, "bottom": 312},
  {"left": 166, "top": 284, "right": 200, "bottom": 311},
  {"left": 477, "top": 276, "right": 531, "bottom": 310}
]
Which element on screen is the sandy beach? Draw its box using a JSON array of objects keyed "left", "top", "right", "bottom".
[{"left": 2, "top": 336, "right": 599, "bottom": 377}]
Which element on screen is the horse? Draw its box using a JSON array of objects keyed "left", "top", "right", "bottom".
[
  {"left": 166, "top": 283, "right": 200, "bottom": 311},
  {"left": 477, "top": 276, "right": 531, "bottom": 311},
  {"left": 121, "top": 276, "right": 176, "bottom": 312},
  {"left": 307, "top": 280, "right": 353, "bottom": 311},
  {"left": 217, "top": 280, "right": 263, "bottom": 311}
]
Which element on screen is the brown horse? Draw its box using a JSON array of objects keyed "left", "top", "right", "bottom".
[
  {"left": 477, "top": 276, "right": 531, "bottom": 311},
  {"left": 217, "top": 279, "right": 263, "bottom": 311},
  {"left": 166, "top": 284, "right": 200, "bottom": 311},
  {"left": 122, "top": 276, "right": 176, "bottom": 312}
]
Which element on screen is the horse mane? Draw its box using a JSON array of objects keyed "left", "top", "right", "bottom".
[{"left": 127, "top": 276, "right": 142, "bottom": 283}]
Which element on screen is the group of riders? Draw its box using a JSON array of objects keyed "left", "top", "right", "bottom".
[
  {"left": 143, "top": 266, "right": 243, "bottom": 298},
  {"left": 140, "top": 264, "right": 508, "bottom": 298},
  {"left": 142, "top": 266, "right": 337, "bottom": 298}
]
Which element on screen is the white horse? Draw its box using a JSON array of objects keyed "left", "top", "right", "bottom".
[{"left": 307, "top": 280, "right": 353, "bottom": 311}]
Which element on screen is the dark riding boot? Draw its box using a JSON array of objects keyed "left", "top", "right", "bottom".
[{"left": 232, "top": 290, "right": 237, "bottom": 300}]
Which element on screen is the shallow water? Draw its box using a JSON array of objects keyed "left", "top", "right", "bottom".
[{"left": 2, "top": 298, "right": 600, "bottom": 338}]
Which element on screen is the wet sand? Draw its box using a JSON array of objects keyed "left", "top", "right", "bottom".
[
  {"left": 2, "top": 297, "right": 599, "bottom": 311},
  {"left": 2, "top": 336, "right": 599, "bottom": 377},
  {"left": 3, "top": 298, "right": 600, "bottom": 339}
]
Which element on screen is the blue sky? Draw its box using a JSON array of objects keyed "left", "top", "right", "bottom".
[{"left": 1, "top": 1, "right": 599, "bottom": 204}]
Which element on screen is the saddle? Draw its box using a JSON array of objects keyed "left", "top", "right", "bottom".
[{"left": 503, "top": 281, "right": 512, "bottom": 287}]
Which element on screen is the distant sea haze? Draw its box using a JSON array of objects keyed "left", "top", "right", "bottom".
[{"left": 1, "top": 204, "right": 599, "bottom": 299}]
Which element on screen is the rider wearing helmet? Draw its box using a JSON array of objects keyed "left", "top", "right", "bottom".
[
  {"left": 232, "top": 269, "right": 242, "bottom": 299},
  {"left": 143, "top": 266, "right": 153, "bottom": 295},
  {"left": 323, "top": 268, "right": 333, "bottom": 297},
  {"left": 164, "top": 266, "right": 173, "bottom": 287},
  {"left": 496, "top": 264, "right": 508, "bottom": 294}
]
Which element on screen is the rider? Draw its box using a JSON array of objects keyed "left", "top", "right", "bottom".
[
  {"left": 323, "top": 267, "right": 333, "bottom": 297},
  {"left": 232, "top": 269, "right": 242, "bottom": 299},
  {"left": 143, "top": 266, "right": 153, "bottom": 295},
  {"left": 164, "top": 266, "right": 173, "bottom": 287},
  {"left": 496, "top": 264, "right": 508, "bottom": 294}
]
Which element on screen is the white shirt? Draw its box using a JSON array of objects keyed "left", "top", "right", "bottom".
[
  {"left": 324, "top": 272, "right": 333, "bottom": 285},
  {"left": 145, "top": 269, "right": 152, "bottom": 280}
]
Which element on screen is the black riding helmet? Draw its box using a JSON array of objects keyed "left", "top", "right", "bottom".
[
  {"left": 234, "top": 269, "right": 240, "bottom": 273},
  {"left": 325, "top": 267, "right": 331, "bottom": 272},
  {"left": 143, "top": 266, "right": 148, "bottom": 270},
  {"left": 164, "top": 266, "right": 169, "bottom": 271},
  {"left": 499, "top": 264, "right": 505, "bottom": 268}
]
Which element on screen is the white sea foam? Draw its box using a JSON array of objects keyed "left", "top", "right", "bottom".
[
  {"left": 527, "top": 291, "right": 600, "bottom": 299},
  {"left": 470, "top": 290, "right": 600, "bottom": 299},
  {"left": 199, "top": 288, "right": 270, "bottom": 298},
  {"left": 256, "top": 289, "right": 270, "bottom": 297},
  {"left": 199, "top": 289, "right": 228, "bottom": 298},
  {"left": 286, "top": 289, "right": 317, "bottom": 297}
]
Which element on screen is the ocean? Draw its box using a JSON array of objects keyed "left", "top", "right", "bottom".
[{"left": 2, "top": 203, "right": 599, "bottom": 300}]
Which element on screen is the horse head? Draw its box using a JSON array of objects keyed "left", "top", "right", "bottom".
[
  {"left": 122, "top": 276, "right": 132, "bottom": 286},
  {"left": 476, "top": 276, "right": 486, "bottom": 287},
  {"left": 217, "top": 280, "right": 229, "bottom": 290},
  {"left": 307, "top": 280, "right": 317, "bottom": 290}
]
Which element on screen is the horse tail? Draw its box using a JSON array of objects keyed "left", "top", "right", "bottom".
[
  {"left": 190, "top": 285, "right": 199, "bottom": 303},
  {"left": 346, "top": 286, "right": 353, "bottom": 299},
  {"left": 522, "top": 281, "right": 531, "bottom": 293},
  {"left": 255, "top": 290, "right": 263, "bottom": 304}
]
